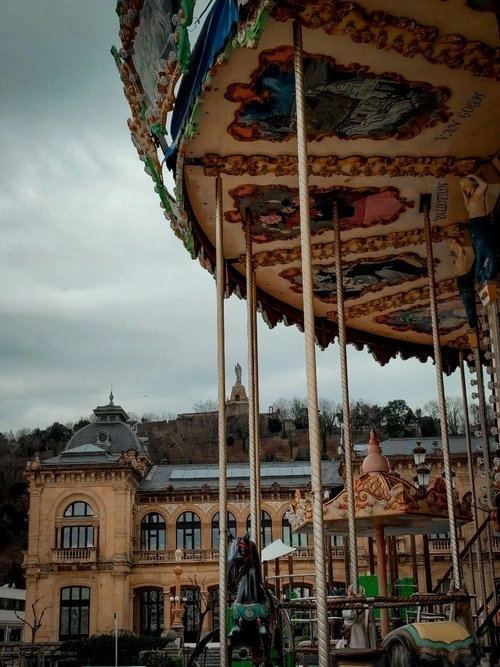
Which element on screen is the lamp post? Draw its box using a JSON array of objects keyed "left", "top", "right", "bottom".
[
  {"left": 412, "top": 442, "right": 432, "bottom": 591},
  {"left": 170, "top": 548, "right": 184, "bottom": 640},
  {"left": 113, "top": 612, "right": 118, "bottom": 667},
  {"left": 413, "top": 442, "right": 430, "bottom": 491}
]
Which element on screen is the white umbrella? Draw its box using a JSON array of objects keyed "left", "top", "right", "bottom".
[{"left": 261, "top": 539, "right": 296, "bottom": 562}]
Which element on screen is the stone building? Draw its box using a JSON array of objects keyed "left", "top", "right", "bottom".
[
  {"left": 23, "top": 392, "right": 496, "bottom": 644},
  {"left": 23, "top": 394, "right": 344, "bottom": 643}
]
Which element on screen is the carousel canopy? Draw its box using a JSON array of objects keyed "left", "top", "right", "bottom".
[
  {"left": 287, "top": 473, "right": 473, "bottom": 536},
  {"left": 114, "top": 0, "right": 500, "bottom": 366}
]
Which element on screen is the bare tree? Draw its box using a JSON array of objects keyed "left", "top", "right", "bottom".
[
  {"left": 446, "top": 396, "right": 465, "bottom": 436},
  {"left": 318, "top": 399, "right": 341, "bottom": 456},
  {"left": 185, "top": 576, "right": 219, "bottom": 645},
  {"left": 193, "top": 399, "right": 218, "bottom": 413},
  {"left": 16, "top": 595, "right": 50, "bottom": 644}
]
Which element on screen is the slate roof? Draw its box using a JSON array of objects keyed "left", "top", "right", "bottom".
[
  {"left": 377, "top": 436, "right": 482, "bottom": 458},
  {"left": 139, "top": 460, "right": 344, "bottom": 493},
  {"left": 42, "top": 443, "right": 119, "bottom": 466},
  {"left": 65, "top": 421, "right": 146, "bottom": 456}
]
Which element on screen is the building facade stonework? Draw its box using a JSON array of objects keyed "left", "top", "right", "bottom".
[{"left": 23, "top": 397, "right": 495, "bottom": 644}]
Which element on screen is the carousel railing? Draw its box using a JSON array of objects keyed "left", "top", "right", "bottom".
[
  {"left": 281, "top": 593, "right": 471, "bottom": 653},
  {"left": 433, "top": 515, "right": 491, "bottom": 593}
]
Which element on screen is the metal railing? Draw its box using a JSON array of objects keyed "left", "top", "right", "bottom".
[{"left": 133, "top": 545, "right": 343, "bottom": 563}]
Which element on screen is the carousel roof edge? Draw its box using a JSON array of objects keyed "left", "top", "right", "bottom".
[{"left": 184, "top": 186, "right": 468, "bottom": 371}]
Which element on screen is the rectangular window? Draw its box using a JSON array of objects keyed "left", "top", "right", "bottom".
[
  {"left": 59, "top": 586, "right": 90, "bottom": 641},
  {"left": 62, "top": 526, "right": 94, "bottom": 548},
  {"left": 9, "top": 629, "right": 21, "bottom": 642}
]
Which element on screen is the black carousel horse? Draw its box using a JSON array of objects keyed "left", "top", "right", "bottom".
[
  {"left": 186, "top": 533, "right": 284, "bottom": 667},
  {"left": 227, "top": 533, "right": 282, "bottom": 667}
]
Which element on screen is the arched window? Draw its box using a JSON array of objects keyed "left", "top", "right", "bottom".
[
  {"left": 64, "top": 501, "right": 93, "bottom": 517},
  {"left": 246, "top": 510, "right": 273, "bottom": 548},
  {"left": 176, "top": 512, "right": 201, "bottom": 549},
  {"left": 211, "top": 512, "right": 237, "bottom": 548},
  {"left": 141, "top": 513, "right": 166, "bottom": 551},
  {"left": 282, "top": 513, "right": 308, "bottom": 547},
  {"left": 60, "top": 501, "right": 96, "bottom": 550},
  {"left": 140, "top": 588, "right": 163, "bottom": 636},
  {"left": 59, "top": 586, "right": 90, "bottom": 640}
]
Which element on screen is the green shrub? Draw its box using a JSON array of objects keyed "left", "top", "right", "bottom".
[{"left": 60, "top": 630, "right": 169, "bottom": 666}]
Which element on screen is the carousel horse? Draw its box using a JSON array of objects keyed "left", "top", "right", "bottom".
[
  {"left": 382, "top": 585, "right": 485, "bottom": 666},
  {"left": 341, "top": 585, "right": 372, "bottom": 650},
  {"left": 227, "top": 533, "right": 280, "bottom": 667}
]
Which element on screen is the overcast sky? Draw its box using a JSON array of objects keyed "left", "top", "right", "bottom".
[{"left": 0, "top": 1, "right": 464, "bottom": 434}]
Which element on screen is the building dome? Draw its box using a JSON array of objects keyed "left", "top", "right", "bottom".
[{"left": 64, "top": 393, "right": 148, "bottom": 456}]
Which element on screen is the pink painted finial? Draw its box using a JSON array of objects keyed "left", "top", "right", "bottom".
[{"left": 362, "top": 429, "right": 390, "bottom": 474}]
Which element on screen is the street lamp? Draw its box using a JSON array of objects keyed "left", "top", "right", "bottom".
[
  {"left": 170, "top": 549, "right": 184, "bottom": 640},
  {"left": 412, "top": 442, "right": 430, "bottom": 490},
  {"left": 415, "top": 463, "right": 431, "bottom": 490},
  {"left": 413, "top": 442, "right": 427, "bottom": 466}
]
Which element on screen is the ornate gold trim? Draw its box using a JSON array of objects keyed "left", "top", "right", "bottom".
[
  {"left": 272, "top": 1, "right": 500, "bottom": 80},
  {"left": 327, "top": 279, "right": 458, "bottom": 320},
  {"left": 203, "top": 154, "right": 481, "bottom": 178},
  {"left": 249, "top": 224, "right": 465, "bottom": 268}
]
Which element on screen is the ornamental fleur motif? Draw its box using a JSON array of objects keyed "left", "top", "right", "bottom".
[
  {"left": 271, "top": 1, "right": 500, "bottom": 80},
  {"left": 203, "top": 153, "right": 481, "bottom": 179}
]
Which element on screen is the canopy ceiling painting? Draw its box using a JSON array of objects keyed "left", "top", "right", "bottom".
[{"left": 114, "top": 0, "right": 500, "bottom": 366}]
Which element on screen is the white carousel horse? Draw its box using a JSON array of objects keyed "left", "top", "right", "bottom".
[
  {"left": 341, "top": 585, "right": 372, "bottom": 650},
  {"left": 383, "top": 584, "right": 486, "bottom": 666}
]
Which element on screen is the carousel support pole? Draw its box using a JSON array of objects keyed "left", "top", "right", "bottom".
[
  {"left": 410, "top": 536, "right": 419, "bottom": 591},
  {"left": 460, "top": 349, "right": 484, "bottom": 612},
  {"left": 275, "top": 557, "right": 281, "bottom": 601},
  {"left": 368, "top": 537, "right": 375, "bottom": 575},
  {"left": 293, "top": 18, "right": 329, "bottom": 667},
  {"left": 333, "top": 197, "right": 358, "bottom": 597},
  {"left": 375, "top": 525, "right": 390, "bottom": 637},
  {"left": 389, "top": 536, "right": 398, "bottom": 592},
  {"left": 288, "top": 554, "right": 294, "bottom": 597},
  {"left": 422, "top": 194, "right": 461, "bottom": 586},
  {"left": 215, "top": 176, "right": 228, "bottom": 667},
  {"left": 422, "top": 535, "right": 432, "bottom": 592},
  {"left": 326, "top": 537, "right": 334, "bottom": 593},
  {"left": 252, "top": 276, "right": 262, "bottom": 543},
  {"left": 245, "top": 209, "right": 261, "bottom": 553}
]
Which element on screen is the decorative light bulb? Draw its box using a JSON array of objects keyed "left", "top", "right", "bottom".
[{"left": 470, "top": 379, "right": 478, "bottom": 386}]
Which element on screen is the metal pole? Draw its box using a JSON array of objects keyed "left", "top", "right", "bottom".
[
  {"left": 293, "top": 18, "right": 329, "bottom": 667},
  {"left": 114, "top": 612, "right": 118, "bottom": 667},
  {"left": 460, "top": 349, "right": 484, "bottom": 610},
  {"left": 245, "top": 210, "right": 261, "bottom": 552},
  {"left": 333, "top": 197, "right": 358, "bottom": 595},
  {"left": 422, "top": 198, "right": 461, "bottom": 585},
  {"left": 216, "top": 176, "right": 228, "bottom": 667}
]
